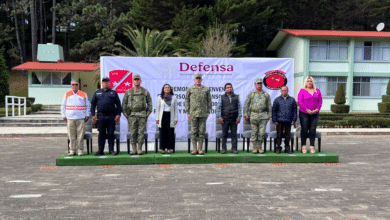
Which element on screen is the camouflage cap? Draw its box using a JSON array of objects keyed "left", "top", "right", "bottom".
[
  {"left": 194, "top": 73, "right": 203, "bottom": 79},
  {"left": 254, "top": 78, "right": 263, "bottom": 84},
  {"left": 133, "top": 74, "right": 141, "bottom": 80}
]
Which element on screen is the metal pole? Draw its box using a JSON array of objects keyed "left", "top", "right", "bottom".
[
  {"left": 18, "top": 97, "right": 21, "bottom": 116},
  {"left": 23, "top": 97, "right": 26, "bottom": 116},
  {"left": 12, "top": 97, "right": 15, "bottom": 117},
  {"left": 5, "top": 96, "right": 8, "bottom": 117}
]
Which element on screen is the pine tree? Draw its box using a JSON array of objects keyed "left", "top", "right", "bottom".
[
  {"left": 331, "top": 83, "right": 349, "bottom": 113},
  {"left": 334, "top": 84, "right": 346, "bottom": 104},
  {"left": 387, "top": 79, "right": 390, "bottom": 95}
]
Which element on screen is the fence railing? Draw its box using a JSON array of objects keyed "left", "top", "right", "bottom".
[{"left": 5, "top": 96, "right": 26, "bottom": 117}]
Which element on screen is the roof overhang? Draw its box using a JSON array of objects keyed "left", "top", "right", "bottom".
[
  {"left": 267, "top": 29, "right": 390, "bottom": 51},
  {"left": 12, "top": 61, "right": 100, "bottom": 72}
]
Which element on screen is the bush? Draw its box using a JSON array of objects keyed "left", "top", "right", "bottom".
[
  {"left": 334, "top": 84, "right": 346, "bottom": 104},
  {"left": 331, "top": 84, "right": 350, "bottom": 113},
  {"left": 378, "top": 80, "right": 390, "bottom": 113},
  {"left": 330, "top": 104, "right": 350, "bottom": 113},
  {"left": 31, "top": 104, "right": 42, "bottom": 112},
  {"left": 378, "top": 102, "right": 390, "bottom": 113},
  {"left": 27, "top": 97, "right": 35, "bottom": 105},
  {"left": 382, "top": 95, "right": 390, "bottom": 103},
  {"left": 387, "top": 79, "right": 390, "bottom": 95}
]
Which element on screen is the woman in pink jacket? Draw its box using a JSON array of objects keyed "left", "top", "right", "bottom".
[{"left": 298, "top": 77, "right": 322, "bottom": 154}]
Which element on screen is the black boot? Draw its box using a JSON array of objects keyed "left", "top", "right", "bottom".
[
  {"left": 285, "top": 146, "right": 291, "bottom": 154},
  {"left": 275, "top": 147, "right": 282, "bottom": 154}
]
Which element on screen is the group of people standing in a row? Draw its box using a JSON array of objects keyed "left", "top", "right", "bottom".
[{"left": 61, "top": 74, "right": 322, "bottom": 157}]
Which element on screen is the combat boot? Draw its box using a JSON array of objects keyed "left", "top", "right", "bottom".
[
  {"left": 198, "top": 140, "right": 204, "bottom": 155},
  {"left": 137, "top": 142, "right": 144, "bottom": 155},
  {"left": 130, "top": 144, "right": 137, "bottom": 155},
  {"left": 252, "top": 141, "right": 258, "bottom": 154},
  {"left": 258, "top": 141, "right": 264, "bottom": 154},
  {"left": 191, "top": 140, "right": 198, "bottom": 155}
]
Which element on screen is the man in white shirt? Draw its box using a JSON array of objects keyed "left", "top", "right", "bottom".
[{"left": 61, "top": 80, "right": 91, "bottom": 156}]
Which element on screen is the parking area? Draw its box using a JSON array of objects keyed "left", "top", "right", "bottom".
[{"left": 0, "top": 135, "right": 389, "bottom": 219}]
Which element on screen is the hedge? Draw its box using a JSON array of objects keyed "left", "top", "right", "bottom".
[
  {"left": 0, "top": 107, "right": 32, "bottom": 117},
  {"left": 317, "top": 117, "right": 390, "bottom": 128}
]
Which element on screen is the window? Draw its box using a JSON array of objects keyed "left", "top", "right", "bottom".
[
  {"left": 354, "top": 41, "right": 390, "bottom": 61},
  {"left": 312, "top": 76, "right": 347, "bottom": 96},
  {"left": 353, "top": 77, "right": 389, "bottom": 97},
  {"left": 310, "top": 40, "right": 348, "bottom": 61},
  {"left": 31, "top": 72, "right": 71, "bottom": 86}
]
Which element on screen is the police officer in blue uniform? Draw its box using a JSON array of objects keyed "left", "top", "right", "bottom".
[{"left": 91, "top": 77, "right": 122, "bottom": 156}]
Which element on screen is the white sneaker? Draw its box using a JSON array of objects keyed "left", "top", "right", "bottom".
[
  {"left": 68, "top": 151, "right": 75, "bottom": 156},
  {"left": 78, "top": 151, "right": 83, "bottom": 156}
]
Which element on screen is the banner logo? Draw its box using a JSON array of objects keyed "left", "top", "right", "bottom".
[
  {"left": 263, "top": 70, "right": 288, "bottom": 90},
  {"left": 109, "top": 69, "right": 133, "bottom": 94}
]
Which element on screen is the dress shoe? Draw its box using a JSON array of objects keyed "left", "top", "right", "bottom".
[
  {"left": 285, "top": 147, "right": 291, "bottom": 154},
  {"left": 94, "top": 151, "right": 104, "bottom": 156},
  {"left": 275, "top": 147, "right": 282, "bottom": 154},
  {"left": 221, "top": 150, "right": 227, "bottom": 154},
  {"left": 109, "top": 151, "right": 117, "bottom": 156}
]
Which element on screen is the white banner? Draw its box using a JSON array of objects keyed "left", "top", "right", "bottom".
[{"left": 100, "top": 57, "right": 294, "bottom": 142}]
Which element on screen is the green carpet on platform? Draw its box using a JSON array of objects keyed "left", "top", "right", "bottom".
[{"left": 56, "top": 150, "right": 338, "bottom": 166}]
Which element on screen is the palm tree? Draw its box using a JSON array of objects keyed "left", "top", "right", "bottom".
[{"left": 106, "top": 26, "right": 173, "bottom": 57}]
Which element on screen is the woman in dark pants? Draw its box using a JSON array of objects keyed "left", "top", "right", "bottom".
[
  {"left": 298, "top": 77, "right": 323, "bottom": 154},
  {"left": 156, "top": 84, "right": 178, "bottom": 154}
]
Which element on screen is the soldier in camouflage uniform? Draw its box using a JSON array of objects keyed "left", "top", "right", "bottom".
[
  {"left": 243, "top": 78, "right": 272, "bottom": 154},
  {"left": 185, "top": 73, "right": 212, "bottom": 155},
  {"left": 122, "top": 74, "right": 152, "bottom": 155}
]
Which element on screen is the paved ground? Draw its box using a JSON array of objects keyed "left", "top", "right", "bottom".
[{"left": 0, "top": 136, "right": 389, "bottom": 220}]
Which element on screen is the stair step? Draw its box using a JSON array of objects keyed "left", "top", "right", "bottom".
[
  {"left": 0, "top": 123, "right": 67, "bottom": 127},
  {"left": 33, "top": 111, "right": 61, "bottom": 114},
  {"left": 0, "top": 119, "right": 66, "bottom": 123}
]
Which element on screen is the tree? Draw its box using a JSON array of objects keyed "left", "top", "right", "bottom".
[
  {"left": 0, "top": 47, "right": 10, "bottom": 107},
  {"left": 378, "top": 80, "right": 390, "bottom": 113},
  {"left": 198, "top": 25, "right": 236, "bottom": 57},
  {"left": 331, "top": 84, "right": 349, "bottom": 113},
  {"left": 52, "top": 0, "right": 56, "bottom": 43},
  {"left": 30, "top": 0, "right": 38, "bottom": 61},
  {"left": 106, "top": 26, "right": 173, "bottom": 57},
  {"left": 334, "top": 83, "right": 346, "bottom": 104}
]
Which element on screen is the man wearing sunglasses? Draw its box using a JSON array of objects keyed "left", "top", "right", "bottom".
[{"left": 61, "top": 80, "right": 91, "bottom": 156}]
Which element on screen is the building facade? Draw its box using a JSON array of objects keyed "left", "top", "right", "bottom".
[
  {"left": 267, "top": 29, "right": 390, "bottom": 112},
  {"left": 12, "top": 44, "right": 100, "bottom": 105}
]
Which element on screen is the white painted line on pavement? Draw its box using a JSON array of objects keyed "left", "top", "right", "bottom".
[
  {"left": 315, "top": 188, "right": 328, "bottom": 191},
  {"left": 314, "top": 188, "right": 343, "bottom": 192},
  {"left": 329, "top": 188, "right": 343, "bottom": 191},
  {"left": 349, "top": 162, "right": 367, "bottom": 164},
  {"left": 7, "top": 180, "right": 32, "bottom": 183},
  {"left": 10, "top": 194, "right": 42, "bottom": 198},
  {"left": 102, "top": 174, "right": 121, "bottom": 177},
  {"left": 261, "top": 182, "right": 284, "bottom": 185},
  {"left": 206, "top": 182, "right": 224, "bottom": 185}
]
